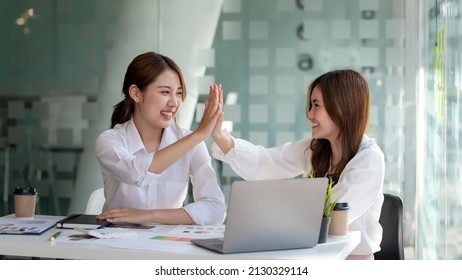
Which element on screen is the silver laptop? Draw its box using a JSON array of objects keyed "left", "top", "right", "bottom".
[{"left": 191, "top": 177, "right": 328, "bottom": 254}]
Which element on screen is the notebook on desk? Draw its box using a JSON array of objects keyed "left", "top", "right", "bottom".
[
  {"left": 191, "top": 177, "right": 328, "bottom": 254},
  {"left": 55, "top": 214, "right": 157, "bottom": 230},
  {"left": 56, "top": 214, "right": 109, "bottom": 229}
]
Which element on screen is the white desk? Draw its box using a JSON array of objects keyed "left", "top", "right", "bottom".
[{"left": 0, "top": 215, "right": 360, "bottom": 260}]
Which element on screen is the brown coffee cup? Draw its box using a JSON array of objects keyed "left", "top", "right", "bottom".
[
  {"left": 328, "top": 202, "right": 350, "bottom": 236},
  {"left": 13, "top": 187, "right": 38, "bottom": 218}
]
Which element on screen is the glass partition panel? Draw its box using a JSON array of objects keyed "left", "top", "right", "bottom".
[{"left": 416, "top": 0, "right": 462, "bottom": 259}]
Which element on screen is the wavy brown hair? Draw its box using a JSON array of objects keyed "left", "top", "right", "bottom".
[
  {"left": 110, "top": 51, "right": 187, "bottom": 128},
  {"left": 306, "top": 69, "right": 370, "bottom": 183}
]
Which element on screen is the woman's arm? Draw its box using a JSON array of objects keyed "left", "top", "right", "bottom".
[
  {"left": 336, "top": 144, "right": 385, "bottom": 223},
  {"left": 95, "top": 132, "right": 153, "bottom": 186},
  {"left": 212, "top": 135, "right": 310, "bottom": 180},
  {"left": 97, "top": 207, "right": 194, "bottom": 225},
  {"left": 181, "top": 142, "right": 226, "bottom": 225}
]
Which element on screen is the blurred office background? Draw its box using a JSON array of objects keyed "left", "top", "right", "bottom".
[{"left": 0, "top": 0, "right": 460, "bottom": 259}]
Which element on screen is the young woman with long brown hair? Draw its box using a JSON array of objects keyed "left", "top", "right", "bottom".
[{"left": 211, "top": 69, "right": 385, "bottom": 259}]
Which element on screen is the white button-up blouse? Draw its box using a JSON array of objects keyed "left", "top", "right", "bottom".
[
  {"left": 95, "top": 119, "right": 226, "bottom": 225},
  {"left": 212, "top": 131, "right": 385, "bottom": 255}
]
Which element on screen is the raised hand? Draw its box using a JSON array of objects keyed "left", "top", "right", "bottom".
[
  {"left": 210, "top": 85, "right": 234, "bottom": 154},
  {"left": 194, "top": 84, "right": 223, "bottom": 140}
]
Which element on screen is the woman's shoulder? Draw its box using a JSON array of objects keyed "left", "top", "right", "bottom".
[
  {"left": 98, "top": 121, "right": 129, "bottom": 138},
  {"left": 95, "top": 122, "right": 134, "bottom": 149},
  {"left": 357, "top": 135, "right": 384, "bottom": 160},
  {"left": 359, "top": 135, "right": 381, "bottom": 149}
]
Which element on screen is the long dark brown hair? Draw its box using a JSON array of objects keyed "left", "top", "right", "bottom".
[
  {"left": 110, "top": 51, "right": 187, "bottom": 128},
  {"left": 307, "top": 69, "right": 370, "bottom": 183}
]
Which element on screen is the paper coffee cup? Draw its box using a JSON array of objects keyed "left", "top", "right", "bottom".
[
  {"left": 328, "top": 202, "right": 350, "bottom": 236},
  {"left": 13, "top": 186, "right": 38, "bottom": 218}
]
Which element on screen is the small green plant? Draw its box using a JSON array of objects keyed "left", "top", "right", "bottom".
[{"left": 308, "top": 172, "right": 346, "bottom": 217}]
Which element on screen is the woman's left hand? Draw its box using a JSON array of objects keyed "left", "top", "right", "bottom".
[{"left": 195, "top": 84, "right": 223, "bottom": 140}]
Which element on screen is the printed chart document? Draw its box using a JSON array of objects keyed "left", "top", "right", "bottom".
[
  {"left": 0, "top": 217, "right": 56, "bottom": 235},
  {"left": 55, "top": 224, "right": 226, "bottom": 252},
  {"left": 56, "top": 230, "right": 130, "bottom": 246},
  {"left": 56, "top": 225, "right": 160, "bottom": 246},
  {"left": 109, "top": 224, "right": 225, "bottom": 252},
  {"left": 167, "top": 224, "right": 225, "bottom": 238}
]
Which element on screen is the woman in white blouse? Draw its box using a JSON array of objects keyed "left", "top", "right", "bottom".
[
  {"left": 95, "top": 52, "right": 225, "bottom": 225},
  {"left": 211, "top": 69, "right": 385, "bottom": 259}
]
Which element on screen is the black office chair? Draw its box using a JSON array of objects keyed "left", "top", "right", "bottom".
[{"left": 374, "top": 193, "right": 405, "bottom": 260}]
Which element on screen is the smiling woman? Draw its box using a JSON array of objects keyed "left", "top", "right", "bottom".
[
  {"left": 210, "top": 69, "right": 385, "bottom": 260},
  {"left": 94, "top": 52, "right": 226, "bottom": 226}
]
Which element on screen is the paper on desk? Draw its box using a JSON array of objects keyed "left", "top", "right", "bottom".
[
  {"left": 109, "top": 225, "right": 225, "bottom": 252},
  {"left": 55, "top": 231, "right": 129, "bottom": 246},
  {"left": 167, "top": 224, "right": 225, "bottom": 238},
  {"left": 54, "top": 224, "right": 164, "bottom": 247},
  {"left": 54, "top": 224, "right": 226, "bottom": 252},
  {"left": 108, "top": 231, "right": 193, "bottom": 252},
  {"left": 0, "top": 217, "right": 56, "bottom": 235}
]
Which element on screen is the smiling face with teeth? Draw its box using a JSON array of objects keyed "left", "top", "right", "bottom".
[
  {"left": 130, "top": 69, "right": 184, "bottom": 131},
  {"left": 307, "top": 85, "right": 340, "bottom": 144}
]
